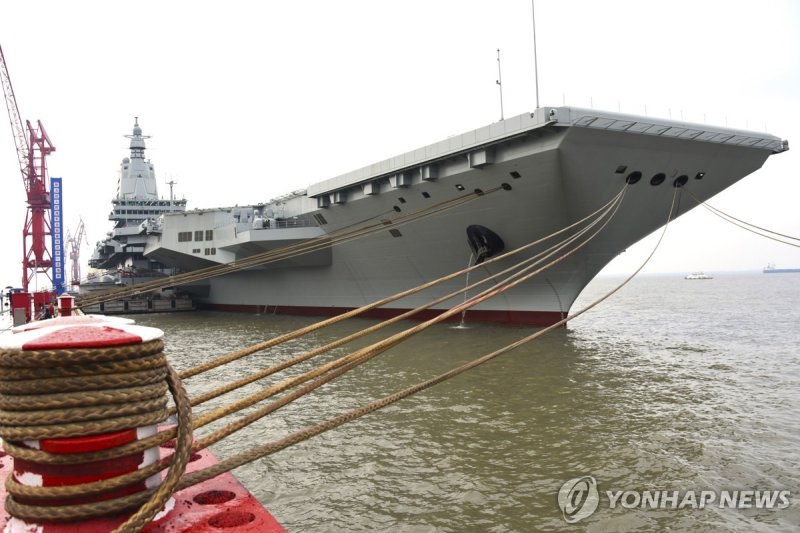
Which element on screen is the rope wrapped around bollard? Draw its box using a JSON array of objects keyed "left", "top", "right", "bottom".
[{"left": 0, "top": 318, "right": 193, "bottom": 533}]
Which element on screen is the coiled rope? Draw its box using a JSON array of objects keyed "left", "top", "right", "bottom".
[{"left": 0, "top": 340, "right": 194, "bottom": 533}]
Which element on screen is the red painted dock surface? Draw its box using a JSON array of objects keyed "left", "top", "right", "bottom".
[{"left": 0, "top": 442, "right": 285, "bottom": 532}]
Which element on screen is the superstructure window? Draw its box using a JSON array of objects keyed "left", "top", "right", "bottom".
[
  {"left": 195, "top": 230, "right": 204, "bottom": 241},
  {"left": 178, "top": 231, "right": 192, "bottom": 242},
  {"left": 205, "top": 230, "right": 213, "bottom": 240}
]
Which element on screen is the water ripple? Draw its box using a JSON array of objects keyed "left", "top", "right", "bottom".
[{"left": 129, "top": 273, "right": 800, "bottom": 531}]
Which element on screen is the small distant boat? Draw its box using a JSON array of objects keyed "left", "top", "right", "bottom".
[
  {"left": 685, "top": 272, "right": 713, "bottom": 280},
  {"left": 763, "top": 263, "right": 800, "bottom": 274}
]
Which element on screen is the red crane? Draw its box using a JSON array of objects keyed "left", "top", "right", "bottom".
[
  {"left": 67, "top": 219, "right": 88, "bottom": 289},
  {"left": 0, "top": 44, "right": 56, "bottom": 292}
]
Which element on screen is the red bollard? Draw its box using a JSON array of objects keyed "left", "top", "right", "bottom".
[
  {"left": 57, "top": 294, "right": 75, "bottom": 317},
  {"left": 0, "top": 315, "right": 286, "bottom": 533},
  {"left": 1, "top": 315, "right": 174, "bottom": 532}
]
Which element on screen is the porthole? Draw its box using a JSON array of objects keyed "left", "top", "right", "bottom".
[
  {"left": 474, "top": 188, "right": 484, "bottom": 195},
  {"left": 510, "top": 171, "right": 522, "bottom": 179},
  {"left": 695, "top": 172, "right": 706, "bottom": 180},
  {"left": 673, "top": 175, "right": 689, "bottom": 188},
  {"left": 398, "top": 197, "right": 406, "bottom": 204},
  {"left": 455, "top": 184, "right": 465, "bottom": 191},
  {"left": 393, "top": 205, "right": 401, "bottom": 212},
  {"left": 650, "top": 173, "right": 666, "bottom": 186},
  {"left": 501, "top": 183, "right": 512, "bottom": 191},
  {"left": 422, "top": 191, "right": 431, "bottom": 198},
  {"left": 615, "top": 165, "right": 628, "bottom": 174},
  {"left": 626, "top": 171, "right": 642, "bottom": 184}
]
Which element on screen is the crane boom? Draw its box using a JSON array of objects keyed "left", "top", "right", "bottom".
[
  {"left": 68, "top": 219, "right": 87, "bottom": 287},
  {"left": 0, "top": 45, "right": 29, "bottom": 189},
  {"left": 1, "top": 44, "right": 57, "bottom": 292}
]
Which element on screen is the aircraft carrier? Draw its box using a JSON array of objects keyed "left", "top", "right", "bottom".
[{"left": 91, "top": 107, "right": 787, "bottom": 324}]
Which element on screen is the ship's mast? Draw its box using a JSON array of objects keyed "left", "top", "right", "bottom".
[
  {"left": 166, "top": 179, "right": 177, "bottom": 201},
  {"left": 531, "top": 0, "right": 540, "bottom": 108},
  {"left": 496, "top": 49, "right": 504, "bottom": 121}
]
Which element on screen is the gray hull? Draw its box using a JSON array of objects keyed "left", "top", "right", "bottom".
[{"left": 144, "top": 107, "right": 786, "bottom": 325}]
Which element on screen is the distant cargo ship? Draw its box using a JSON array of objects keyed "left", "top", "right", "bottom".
[
  {"left": 89, "top": 107, "right": 788, "bottom": 325},
  {"left": 763, "top": 263, "right": 800, "bottom": 274}
]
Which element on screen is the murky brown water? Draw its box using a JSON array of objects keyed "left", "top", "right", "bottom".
[{"left": 130, "top": 272, "right": 800, "bottom": 532}]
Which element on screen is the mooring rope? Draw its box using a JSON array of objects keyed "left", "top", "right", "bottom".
[
  {"left": 11, "top": 178, "right": 784, "bottom": 532},
  {"left": 176, "top": 183, "right": 625, "bottom": 423},
  {"left": 1, "top": 183, "right": 627, "bottom": 469},
  {"left": 182, "top": 197, "right": 616, "bottom": 410},
  {"left": 178, "top": 183, "right": 629, "bottom": 380},
  {"left": 77, "top": 186, "right": 505, "bottom": 308},
  {"left": 155, "top": 185, "right": 680, "bottom": 489},
  {"left": 0, "top": 182, "right": 624, "bottom": 486},
  {"left": 4, "top": 176, "right": 624, "bottom": 513},
  {"left": 0, "top": 180, "right": 627, "bottom": 512},
  {"left": 170, "top": 187, "right": 678, "bottom": 492},
  {"left": 157, "top": 180, "right": 629, "bottom": 482},
  {"left": 0, "top": 181, "right": 641, "bottom": 532},
  {"left": 684, "top": 188, "right": 800, "bottom": 247}
]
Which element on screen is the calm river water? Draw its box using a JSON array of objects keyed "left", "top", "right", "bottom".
[{"left": 131, "top": 272, "right": 799, "bottom": 532}]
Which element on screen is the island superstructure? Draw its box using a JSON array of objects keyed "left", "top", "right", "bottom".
[
  {"left": 129, "top": 106, "right": 786, "bottom": 325},
  {"left": 85, "top": 119, "right": 187, "bottom": 295}
]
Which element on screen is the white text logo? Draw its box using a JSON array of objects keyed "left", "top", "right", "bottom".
[
  {"left": 557, "top": 476, "right": 600, "bottom": 523},
  {"left": 558, "top": 476, "right": 792, "bottom": 523}
]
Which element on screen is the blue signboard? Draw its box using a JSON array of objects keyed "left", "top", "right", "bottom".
[{"left": 50, "top": 177, "right": 66, "bottom": 295}]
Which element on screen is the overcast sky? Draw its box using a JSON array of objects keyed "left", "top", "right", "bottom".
[{"left": 1, "top": 0, "right": 798, "bottom": 292}]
